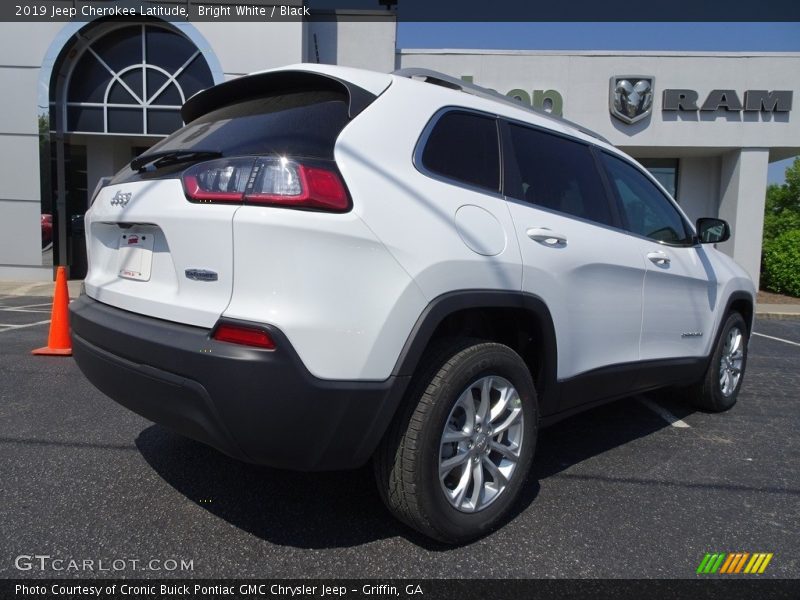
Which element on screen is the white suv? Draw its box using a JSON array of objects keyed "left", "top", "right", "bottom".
[{"left": 71, "top": 64, "right": 755, "bottom": 543}]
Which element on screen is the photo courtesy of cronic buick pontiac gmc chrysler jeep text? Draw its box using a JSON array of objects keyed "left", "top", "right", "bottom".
[{"left": 70, "top": 64, "right": 755, "bottom": 543}]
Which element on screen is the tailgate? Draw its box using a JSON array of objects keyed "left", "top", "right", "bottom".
[{"left": 84, "top": 180, "right": 237, "bottom": 328}]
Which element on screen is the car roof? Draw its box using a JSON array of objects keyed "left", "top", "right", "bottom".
[
  {"left": 393, "top": 68, "right": 610, "bottom": 143},
  {"left": 236, "top": 63, "right": 625, "bottom": 157}
]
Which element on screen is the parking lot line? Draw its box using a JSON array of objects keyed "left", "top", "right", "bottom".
[
  {"left": 753, "top": 331, "right": 800, "bottom": 347},
  {"left": 0, "top": 302, "right": 52, "bottom": 311},
  {"left": 636, "top": 396, "right": 691, "bottom": 428},
  {"left": 0, "top": 320, "right": 50, "bottom": 332},
  {"left": 0, "top": 302, "right": 52, "bottom": 308}
]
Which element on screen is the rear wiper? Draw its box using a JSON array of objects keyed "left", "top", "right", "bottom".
[{"left": 131, "top": 149, "right": 222, "bottom": 172}]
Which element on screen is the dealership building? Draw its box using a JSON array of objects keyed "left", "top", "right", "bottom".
[{"left": 0, "top": 9, "right": 797, "bottom": 284}]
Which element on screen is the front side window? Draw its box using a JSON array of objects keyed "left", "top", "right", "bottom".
[
  {"left": 601, "top": 153, "right": 692, "bottom": 245},
  {"left": 506, "top": 124, "right": 615, "bottom": 227},
  {"left": 639, "top": 158, "right": 679, "bottom": 199},
  {"left": 420, "top": 111, "right": 500, "bottom": 192}
]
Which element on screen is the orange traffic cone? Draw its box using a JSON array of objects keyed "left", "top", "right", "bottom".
[{"left": 32, "top": 266, "right": 72, "bottom": 356}]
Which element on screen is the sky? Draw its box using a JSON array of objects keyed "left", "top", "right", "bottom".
[
  {"left": 396, "top": 22, "right": 800, "bottom": 185},
  {"left": 395, "top": 23, "right": 800, "bottom": 53}
]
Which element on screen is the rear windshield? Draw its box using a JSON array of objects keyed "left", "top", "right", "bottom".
[
  {"left": 160, "top": 90, "right": 348, "bottom": 158},
  {"left": 112, "top": 90, "right": 350, "bottom": 182}
]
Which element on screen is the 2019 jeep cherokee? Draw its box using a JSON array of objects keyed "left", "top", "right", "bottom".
[{"left": 70, "top": 63, "right": 754, "bottom": 543}]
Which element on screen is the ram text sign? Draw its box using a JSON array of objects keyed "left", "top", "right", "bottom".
[{"left": 662, "top": 89, "right": 793, "bottom": 113}]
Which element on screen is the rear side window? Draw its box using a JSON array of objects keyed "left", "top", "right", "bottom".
[
  {"left": 600, "top": 152, "right": 692, "bottom": 244},
  {"left": 144, "top": 90, "right": 349, "bottom": 160},
  {"left": 420, "top": 111, "right": 500, "bottom": 192},
  {"left": 506, "top": 124, "right": 614, "bottom": 227}
]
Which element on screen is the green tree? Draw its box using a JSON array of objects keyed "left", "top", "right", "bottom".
[
  {"left": 762, "top": 231, "right": 800, "bottom": 296},
  {"left": 761, "top": 157, "right": 800, "bottom": 296}
]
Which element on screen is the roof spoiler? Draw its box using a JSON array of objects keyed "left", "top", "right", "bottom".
[
  {"left": 181, "top": 70, "right": 378, "bottom": 124},
  {"left": 394, "top": 67, "right": 610, "bottom": 144}
]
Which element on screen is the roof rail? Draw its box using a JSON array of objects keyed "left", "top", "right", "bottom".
[{"left": 393, "top": 67, "right": 610, "bottom": 144}]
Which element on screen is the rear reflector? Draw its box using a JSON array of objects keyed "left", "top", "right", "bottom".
[
  {"left": 183, "top": 156, "right": 349, "bottom": 211},
  {"left": 213, "top": 324, "right": 276, "bottom": 349}
]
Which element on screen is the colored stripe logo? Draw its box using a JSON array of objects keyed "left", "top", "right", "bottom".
[{"left": 697, "top": 552, "right": 773, "bottom": 574}]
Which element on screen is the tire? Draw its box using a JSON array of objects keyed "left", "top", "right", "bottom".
[
  {"left": 686, "top": 312, "right": 748, "bottom": 412},
  {"left": 374, "top": 338, "right": 538, "bottom": 544}
]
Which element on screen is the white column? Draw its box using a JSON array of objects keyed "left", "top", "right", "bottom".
[
  {"left": 85, "top": 138, "right": 119, "bottom": 206},
  {"left": 676, "top": 156, "right": 720, "bottom": 222},
  {"left": 717, "top": 148, "right": 769, "bottom": 284}
]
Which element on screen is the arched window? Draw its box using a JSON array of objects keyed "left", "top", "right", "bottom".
[{"left": 64, "top": 23, "right": 213, "bottom": 136}]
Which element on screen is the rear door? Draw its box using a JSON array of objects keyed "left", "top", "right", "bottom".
[{"left": 502, "top": 122, "right": 647, "bottom": 410}]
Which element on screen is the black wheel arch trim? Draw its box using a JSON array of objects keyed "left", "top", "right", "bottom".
[
  {"left": 700, "top": 289, "right": 754, "bottom": 376},
  {"left": 388, "top": 288, "right": 754, "bottom": 422},
  {"left": 390, "top": 290, "right": 559, "bottom": 414},
  {"left": 722, "top": 290, "right": 755, "bottom": 335}
]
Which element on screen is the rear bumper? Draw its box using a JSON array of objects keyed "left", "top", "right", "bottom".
[{"left": 69, "top": 295, "right": 409, "bottom": 470}]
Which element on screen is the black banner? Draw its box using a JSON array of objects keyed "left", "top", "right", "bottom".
[
  {"left": 3, "top": 579, "right": 799, "bottom": 600},
  {"left": 1, "top": 0, "right": 800, "bottom": 22}
]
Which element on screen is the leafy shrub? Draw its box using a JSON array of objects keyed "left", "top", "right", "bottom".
[
  {"left": 763, "top": 209, "right": 800, "bottom": 241},
  {"left": 761, "top": 229, "right": 800, "bottom": 297}
]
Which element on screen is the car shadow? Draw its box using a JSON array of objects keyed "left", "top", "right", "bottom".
[
  {"left": 135, "top": 392, "right": 696, "bottom": 550},
  {"left": 531, "top": 389, "right": 695, "bottom": 481}
]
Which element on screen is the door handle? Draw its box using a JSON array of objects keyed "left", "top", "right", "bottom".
[
  {"left": 526, "top": 227, "right": 567, "bottom": 247},
  {"left": 647, "top": 251, "right": 671, "bottom": 266}
]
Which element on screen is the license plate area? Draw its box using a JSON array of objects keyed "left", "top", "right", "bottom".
[{"left": 118, "top": 231, "right": 155, "bottom": 281}]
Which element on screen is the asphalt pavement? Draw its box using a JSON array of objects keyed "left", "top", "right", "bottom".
[{"left": 1, "top": 295, "right": 798, "bottom": 579}]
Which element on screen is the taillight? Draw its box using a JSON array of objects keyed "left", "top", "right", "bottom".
[
  {"left": 183, "top": 157, "right": 253, "bottom": 203},
  {"left": 212, "top": 323, "right": 276, "bottom": 349},
  {"left": 183, "top": 157, "right": 349, "bottom": 212}
]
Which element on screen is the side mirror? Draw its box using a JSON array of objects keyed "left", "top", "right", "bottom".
[{"left": 696, "top": 218, "right": 730, "bottom": 244}]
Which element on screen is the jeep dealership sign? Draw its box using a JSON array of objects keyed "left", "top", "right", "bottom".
[{"left": 461, "top": 73, "right": 792, "bottom": 122}]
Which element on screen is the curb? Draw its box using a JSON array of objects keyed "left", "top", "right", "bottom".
[
  {"left": 755, "top": 312, "right": 800, "bottom": 320},
  {"left": 755, "top": 303, "right": 800, "bottom": 320}
]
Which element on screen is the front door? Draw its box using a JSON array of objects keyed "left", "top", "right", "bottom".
[{"left": 598, "top": 152, "right": 716, "bottom": 363}]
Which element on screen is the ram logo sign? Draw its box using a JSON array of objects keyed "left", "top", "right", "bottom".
[{"left": 610, "top": 76, "right": 655, "bottom": 124}]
